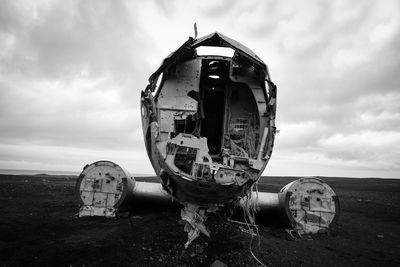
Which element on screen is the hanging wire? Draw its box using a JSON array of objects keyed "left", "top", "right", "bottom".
[{"left": 242, "top": 206, "right": 268, "bottom": 267}]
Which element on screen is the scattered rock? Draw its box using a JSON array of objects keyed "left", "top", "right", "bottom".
[
  {"left": 195, "top": 244, "right": 204, "bottom": 254},
  {"left": 357, "top": 199, "right": 372, "bottom": 203},
  {"left": 210, "top": 259, "right": 227, "bottom": 267}
]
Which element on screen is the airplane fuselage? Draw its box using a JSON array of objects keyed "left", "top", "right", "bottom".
[{"left": 141, "top": 32, "right": 277, "bottom": 208}]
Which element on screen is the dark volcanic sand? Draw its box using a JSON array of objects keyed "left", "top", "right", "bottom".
[{"left": 0, "top": 174, "right": 399, "bottom": 266}]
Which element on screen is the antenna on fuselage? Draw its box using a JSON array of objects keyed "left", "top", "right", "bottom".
[{"left": 194, "top": 22, "right": 198, "bottom": 38}]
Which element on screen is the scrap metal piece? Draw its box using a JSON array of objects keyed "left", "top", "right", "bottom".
[
  {"left": 239, "top": 226, "right": 257, "bottom": 236},
  {"left": 181, "top": 204, "right": 210, "bottom": 248}
]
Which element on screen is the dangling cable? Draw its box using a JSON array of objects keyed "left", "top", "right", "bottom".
[{"left": 242, "top": 207, "right": 268, "bottom": 267}]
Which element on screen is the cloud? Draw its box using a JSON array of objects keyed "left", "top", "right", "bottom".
[
  {"left": 0, "top": 142, "right": 151, "bottom": 173},
  {"left": 0, "top": 0, "right": 399, "bottom": 177},
  {"left": 0, "top": 0, "right": 156, "bottom": 96},
  {"left": 0, "top": 75, "right": 146, "bottom": 145},
  {"left": 319, "top": 131, "right": 400, "bottom": 159},
  {"left": 0, "top": 0, "right": 156, "bottom": 172}
]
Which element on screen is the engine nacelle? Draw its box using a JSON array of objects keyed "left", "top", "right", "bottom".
[
  {"left": 76, "top": 161, "right": 172, "bottom": 217},
  {"left": 239, "top": 177, "right": 340, "bottom": 234},
  {"left": 76, "top": 161, "right": 339, "bottom": 235}
]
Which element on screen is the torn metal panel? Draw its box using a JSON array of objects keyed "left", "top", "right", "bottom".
[
  {"left": 148, "top": 39, "right": 196, "bottom": 85},
  {"left": 148, "top": 32, "right": 270, "bottom": 88},
  {"left": 78, "top": 206, "right": 116, "bottom": 218},
  {"left": 159, "top": 168, "right": 246, "bottom": 207},
  {"left": 181, "top": 204, "right": 210, "bottom": 248},
  {"left": 192, "top": 32, "right": 267, "bottom": 70}
]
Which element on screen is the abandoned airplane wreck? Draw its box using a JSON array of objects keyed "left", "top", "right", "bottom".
[
  {"left": 76, "top": 32, "right": 339, "bottom": 248},
  {"left": 141, "top": 32, "right": 277, "bottom": 205}
]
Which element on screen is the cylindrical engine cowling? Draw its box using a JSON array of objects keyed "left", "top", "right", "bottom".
[
  {"left": 279, "top": 177, "right": 340, "bottom": 233},
  {"left": 76, "top": 161, "right": 174, "bottom": 217},
  {"left": 240, "top": 177, "right": 340, "bottom": 234},
  {"left": 76, "top": 161, "right": 136, "bottom": 217}
]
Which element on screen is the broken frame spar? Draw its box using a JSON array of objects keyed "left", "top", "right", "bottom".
[{"left": 76, "top": 161, "right": 340, "bottom": 234}]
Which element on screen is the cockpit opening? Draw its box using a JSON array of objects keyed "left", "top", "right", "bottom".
[{"left": 199, "top": 59, "right": 230, "bottom": 156}]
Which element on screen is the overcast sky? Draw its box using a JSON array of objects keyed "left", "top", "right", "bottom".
[{"left": 0, "top": 0, "right": 399, "bottom": 178}]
